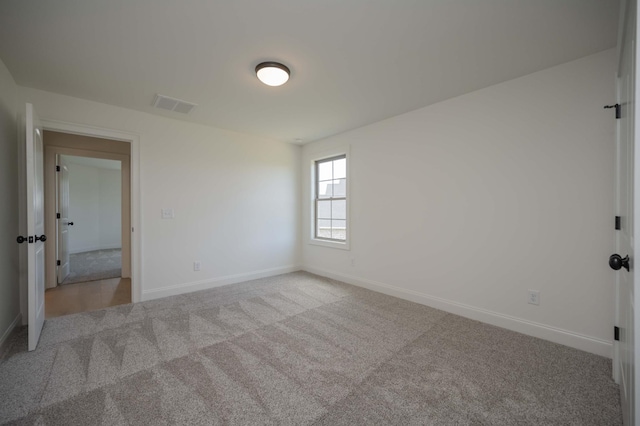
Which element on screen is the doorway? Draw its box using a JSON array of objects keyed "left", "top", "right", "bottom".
[{"left": 42, "top": 131, "right": 132, "bottom": 317}]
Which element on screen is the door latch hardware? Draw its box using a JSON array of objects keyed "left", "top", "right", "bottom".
[
  {"left": 604, "top": 104, "right": 621, "bottom": 119},
  {"left": 609, "top": 254, "right": 630, "bottom": 271}
]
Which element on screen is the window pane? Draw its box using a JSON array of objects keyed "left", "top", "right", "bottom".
[
  {"left": 318, "top": 181, "right": 332, "bottom": 198},
  {"left": 331, "top": 220, "right": 346, "bottom": 240},
  {"left": 318, "top": 161, "right": 333, "bottom": 181},
  {"left": 314, "top": 154, "right": 347, "bottom": 243},
  {"left": 317, "top": 219, "right": 332, "bottom": 238},
  {"left": 333, "top": 158, "right": 346, "bottom": 179},
  {"left": 317, "top": 200, "right": 331, "bottom": 219},
  {"left": 332, "top": 199, "right": 346, "bottom": 219},
  {"left": 332, "top": 179, "right": 346, "bottom": 197}
]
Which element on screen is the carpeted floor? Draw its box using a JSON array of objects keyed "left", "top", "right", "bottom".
[
  {"left": 62, "top": 249, "right": 122, "bottom": 285},
  {"left": 0, "top": 272, "right": 621, "bottom": 425}
]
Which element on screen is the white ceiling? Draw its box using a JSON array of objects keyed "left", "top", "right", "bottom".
[{"left": 0, "top": 0, "right": 619, "bottom": 144}]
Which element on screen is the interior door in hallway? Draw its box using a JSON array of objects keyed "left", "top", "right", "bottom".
[
  {"left": 24, "top": 103, "right": 46, "bottom": 351},
  {"left": 56, "top": 155, "right": 70, "bottom": 284},
  {"left": 613, "top": 1, "right": 637, "bottom": 424}
]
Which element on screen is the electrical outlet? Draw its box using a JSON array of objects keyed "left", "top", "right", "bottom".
[
  {"left": 528, "top": 290, "right": 540, "bottom": 305},
  {"left": 193, "top": 261, "right": 201, "bottom": 271}
]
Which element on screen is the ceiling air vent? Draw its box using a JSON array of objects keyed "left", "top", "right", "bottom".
[{"left": 152, "top": 94, "right": 197, "bottom": 114}]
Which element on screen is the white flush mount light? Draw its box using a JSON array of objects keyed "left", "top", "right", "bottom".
[{"left": 255, "top": 62, "right": 290, "bottom": 87}]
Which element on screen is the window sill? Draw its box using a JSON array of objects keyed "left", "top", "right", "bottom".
[{"left": 308, "top": 238, "right": 350, "bottom": 251}]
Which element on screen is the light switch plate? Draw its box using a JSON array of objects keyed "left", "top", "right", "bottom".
[{"left": 161, "top": 208, "right": 174, "bottom": 219}]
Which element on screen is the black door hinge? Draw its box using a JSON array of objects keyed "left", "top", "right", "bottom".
[
  {"left": 615, "top": 216, "right": 621, "bottom": 230},
  {"left": 56, "top": 165, "right": 60, "bottom": 172},
  {"left": 604, "top": 104, "right": 621, "bottom": 119},
  {"left": 56, "top": 213, "right": 60, "bottom": 219},
  {"left": 56, "top": 260, "right": 61, "bottom": 266},
  {"left": 614, "top": 326, "right": 620, "bottom": 341}
]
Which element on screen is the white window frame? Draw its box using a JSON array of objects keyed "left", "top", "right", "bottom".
[{"left": 308, "top": 148, "right": 350, "bottom": 250}]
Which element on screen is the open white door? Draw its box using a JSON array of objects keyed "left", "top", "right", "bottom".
[
  {"left": 56, "top": 155, "right": 70, "bottom": 284},
  {"left": 613, "top": 1, "right": 638, "bottom": 424},
  {"left": 24, "top": 103, "right": 46, "bottom": 351}
]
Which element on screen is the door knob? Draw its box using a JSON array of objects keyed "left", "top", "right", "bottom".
[
  {"left": 68, "top": 222, "right": 74, "bottom": 226},
  {"left": 35, "top": 234, "right": 47, "bottom": 242},
  {"left": 16, "top": 236, "right": 28, "bottom": 244},
  {"left": 609, "top": 254, "right": 630, "bottom": 271}
]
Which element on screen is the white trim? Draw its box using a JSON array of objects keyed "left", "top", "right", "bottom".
[
  {"left": 69, "top": 244, "right": 122, "bottom": 254},
  {"left": 306, "top": 146, "right": 351, "bottom": 251},
  {"left": 40, "top": 119, "right": 140, "bottom": 143},
  {"left": 142, "top": 265, "right": 302, "bottom": 301},
  {"left": 0, "top": 314, "right": 22, "bottom": 350},
  {"left": 39, "top": 119, "right": 142, "bottom": 303},
  {"left": 308, "top": 238, "right": 350, "bottom": 250},
  {"left": 304, "top": 266, "right": 612, "bottom": 358}
]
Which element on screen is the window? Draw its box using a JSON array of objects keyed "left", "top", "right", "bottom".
[{"left": 315, "top": 155, "right": 347, "bottom": 242}]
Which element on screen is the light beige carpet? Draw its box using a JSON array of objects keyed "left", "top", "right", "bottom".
[{"left": 0, "top": 272, "right": 621, "bottom": 425}]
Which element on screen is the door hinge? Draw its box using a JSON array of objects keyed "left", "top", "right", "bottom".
[
  {"left": 56, "top": 213, "right": 60, "bottom": 219},
  {"left": 56, "top": 260, "right": 61, "bottom": 266},
  {"left": 604, "top": 104, "right": 621, "bottom": 119},
  {"left": 614, "top": 326, "right": 620, "bottom": 341},
  {"left": 56, "top": 165, "right": 60, "bottom": 172},
  {"left": 615, "top": 216, "right": 621, "bottom": 230}
]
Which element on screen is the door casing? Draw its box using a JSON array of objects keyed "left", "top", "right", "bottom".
[
  {"left": 56, "top": 155, "right": 70, "bottom": 284},
  {"left": 18, "top": 119, "right": 142, "bottom": 323},
  {"left": 43, "top": 135, "right": 132, "bottom": 290}
]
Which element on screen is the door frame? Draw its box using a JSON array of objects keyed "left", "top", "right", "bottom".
[
  {"left": 613, "top": 0, "right": 640, "bottom": 422},
  {"left": 44, "top": 146, "right": 131, "bottom": 287},
  {"left": 55, "top": 155, "right": 70, "bottom": 284},
  {"left": 37, "top": 119, "right": 140, "bottom": 304}
]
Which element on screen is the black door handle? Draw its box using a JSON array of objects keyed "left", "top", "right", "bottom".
[
  {"left": 68, "top": 222, "right": 74, "bottom": 226},
  {"left": 16, "top": 236, "right": 28, "bottom": 244},
  {"left": 609, "top": 254, "right": 630, "bottom": 271},
  {"left": 35, "top": 234, "right": 47, "bottom": 242}
]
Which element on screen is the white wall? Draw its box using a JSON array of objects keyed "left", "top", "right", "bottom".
[
  {"left": 302, "top": 49, "right": 616, "bottom": 357},
  {"left": 98, "top": 168, "right": 121, "bottom": 250},
  {"left": 0, "top": 58, "right": 21, "bottom": 344},
  {"left": 67, "top": 162, "right": 121, "bottom": 253},
  {"left": 20, "top": 87, "right": 301, "bottom": 301}
]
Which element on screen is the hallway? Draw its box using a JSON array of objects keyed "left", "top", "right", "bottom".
[{"left": 45, "top": 278, "right": 131, "bottom": 318}]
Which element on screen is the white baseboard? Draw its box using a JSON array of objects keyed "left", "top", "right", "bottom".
[
  {"left": 304, "top": 266, "right": 612, "bottom": 358},
  {"left": 141, "top": 264, "right": 302, "bottom": 301},
  {"left": 70, "top": 244, "right": 121, "bottom": 254},
  {"left": 0, "top": 313, "right": 22, "bottom": 350}
]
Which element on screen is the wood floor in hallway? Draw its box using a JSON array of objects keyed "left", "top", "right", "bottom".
[{"left": 45, "top": 278, "right": 131, "bottom": 319}]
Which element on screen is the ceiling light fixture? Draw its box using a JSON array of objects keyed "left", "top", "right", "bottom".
[{"left": 255, "top": 62, "right": 290, "bottom": 87}]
